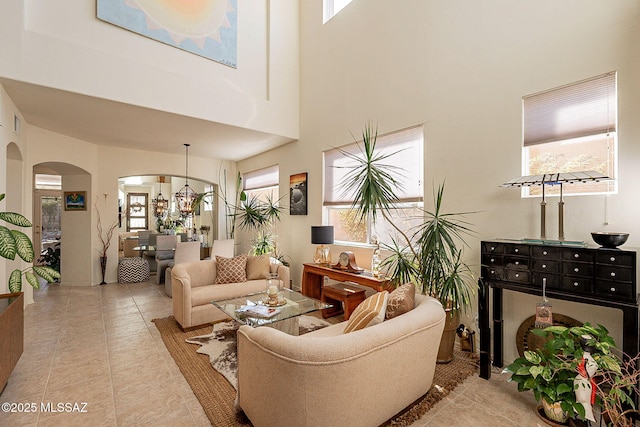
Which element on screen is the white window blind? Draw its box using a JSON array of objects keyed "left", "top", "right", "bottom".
[
  {"left": 323, "top": 125, "right": 423, "bottom": 206},
  {"left": 523, "top": 72, "right": 616, "bottom": 146},
  {"left": 243, "top": 165, "right": 279, "bottom": 191}
]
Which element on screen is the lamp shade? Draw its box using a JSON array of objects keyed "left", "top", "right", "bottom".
[{"left": 311, "top": 226, "right": 334, "bottom": 245}]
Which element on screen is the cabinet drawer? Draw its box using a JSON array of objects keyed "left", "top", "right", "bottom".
[
  {"left": 532, "top": 273, "right": 561, "bottom": 288},
  {"left": 595, "top": 266, "right": 633, "bottom": 283},
  {"left": 596, "top": 251, "right": 634, "bottom": 267},
  {"left": 482, "top": 242, "right": 504, "bottom": 254},
  {"left": 562, "top": 262, "right": 594, "bottom": 278},
  {"left": 505, "top": 269, "right": 529, "bottom": 284},
  {"left": 504, "top": 244, "right": 530, "bottom": 256},
  {"left": 505, "top": 256, "right": 529, "bottom": 270},
  {"left": 562, "top": 248, "right": 594, "bottom": 263},
  {"left": 560, "top": 277, "right": 594, "bottom": 295},
  {"left": 532, "top": 259, "right": 560, "bottom": 273},
  {"left": 481, "top": 253, "right": 504, "bottom": 267},
  {"left": 595, "top": 281, "right": 634, "bottom": 301},
  {"left": 482, "top": 266, "right": 504, "bottom": 281},
  {"left": 531, "top": 246, "right": 562, "bottom": 259}
]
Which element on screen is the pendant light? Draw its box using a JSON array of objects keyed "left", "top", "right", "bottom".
[
  {"left": 152, "top": 176, "right": 168, "bottom": 219},
  {"left": 175, "top": 144, "right": 197, "bottom": 218}
]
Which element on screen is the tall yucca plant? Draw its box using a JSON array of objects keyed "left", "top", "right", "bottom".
[
  {"left": 0, "top": 193, "right": 61, "bottom": 292},
  {"left": 338, "top": 123, "right": 476, "bottom": 312}
]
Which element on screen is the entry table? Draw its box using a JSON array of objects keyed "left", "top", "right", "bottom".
[
  {"left": 301, "top": 263, "right": 390, "bottom": 300},
  {"left": 479, "top": 240, "right": 640, "bottom": 380}
]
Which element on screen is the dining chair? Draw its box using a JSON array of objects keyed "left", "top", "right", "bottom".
[
  {"left": 155, "top": 235, "right": 176, "bottom": 285},
  {"left": 164, "top": 241, "right": 201, "bottom": 297}
]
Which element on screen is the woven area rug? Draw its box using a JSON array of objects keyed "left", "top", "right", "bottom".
[{"left": 153, "top": 316, "right": 479, "bottom": 427}]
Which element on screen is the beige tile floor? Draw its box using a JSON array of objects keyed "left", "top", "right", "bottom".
[{"left": 0, "top": 280, "right": 548, "bottom": 426}]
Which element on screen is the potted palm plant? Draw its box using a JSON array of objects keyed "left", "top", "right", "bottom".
[
  {"left": 0, "top": 193, "right": 60, "bottom": 292},
  {"left": 339, "top": 122, "right": 477, "bottom": 362}
]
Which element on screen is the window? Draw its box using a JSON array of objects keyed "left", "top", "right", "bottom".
[
  {"left": 523, "top": 72, "right": 617, "bottom": 196},
  {"left": 323, "top": 125, "right": 424, "bottom": 246},
  {"left": 323, "top": 0, "right": 354, "bottom": 23},
  {"left": 243, "top": 165, "right": 279, "bottom": 202}
]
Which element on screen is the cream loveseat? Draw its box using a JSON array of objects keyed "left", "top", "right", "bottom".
[
  {"left": 171, "top": 255, "right": 291, "bottom": 329},
  {"left": 236, "top": 293, "right": 445, "bottom": 427}
]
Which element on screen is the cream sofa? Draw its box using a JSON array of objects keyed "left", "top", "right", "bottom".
[
  {"left": 171, "top": 257, "right": 291, "bottom": 329},
  {"left": 236, "top": 294, "right": 445, "bottom": 427}
]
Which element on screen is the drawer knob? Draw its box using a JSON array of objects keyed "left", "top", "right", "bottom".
[
  {"left": 491, "top": 258, "right": 495, "bottom": 262},
  {"left": 490, "top": 270, "right": 495, "bottom": 274},
  {"left": 491, "top": 246, "right": 495, "bottom": 251},
  {"left": 610, "top": 256, "right": 616, "bottom": 262},
  {"left": 574, "top": 254, "right": 580, "bottom": 259},
  {"left": 515, "top": 249, "right": 519, "bottom": 253},
  {"left": 611, "top": 287, "right": 616, "bottom": 292},
  {"left": 573, "top": 282, "right": 579, "bottom": 287},
  {"left": 542, "top": 264, "right": 547, "bottom": 269},
  {"left": 543, "top": 251, "right": 548, "bottom": 255},
  {"left": 574, "top": 268, "right": 579, "bottom": 273},
  {"left": 515, "top": 273, "right": 520, "bottom": 278},
  {"left": 611, "top": 272, "right": 616, "bottom": 277},
  {"left": 515, "top": 261, "right": 519, "bottom": 265}
]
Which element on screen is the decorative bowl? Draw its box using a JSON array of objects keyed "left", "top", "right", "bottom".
[{"left": 591, "top": 232, "right": 629, "bottom": 248}]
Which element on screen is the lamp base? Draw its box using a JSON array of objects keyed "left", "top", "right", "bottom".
[{"left": 313, "top": 245, "right": 331, "bottom": 266}]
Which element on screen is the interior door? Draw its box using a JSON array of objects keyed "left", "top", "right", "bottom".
[
  {"left": 127, "top": 192, "right": 148, "bottom": 232},
  {"left": 33, "top": 189, "right": 62, "bottom": 265}
]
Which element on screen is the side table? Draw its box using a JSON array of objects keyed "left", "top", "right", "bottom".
[{"left": 321, "top": 283, "right": 366, "bottom": 320}]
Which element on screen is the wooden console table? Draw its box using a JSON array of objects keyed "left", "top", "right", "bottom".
[
  {"left": 301, "top": 263, "right": 390, "bottom": 300},
  {"left": 0, "top": 292, "right": 24, "bottom": 394},
  {"left": 479, "top": 240, "right": 640, "bottom": 380}
]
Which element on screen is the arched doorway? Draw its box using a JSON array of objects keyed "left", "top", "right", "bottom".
[{"left": 33, "top": 162, "right": 92, "bottom": 286}]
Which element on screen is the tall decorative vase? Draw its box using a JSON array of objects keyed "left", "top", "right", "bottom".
[{"left": 100, "top": 256, "right": 108, "bottom": 285}]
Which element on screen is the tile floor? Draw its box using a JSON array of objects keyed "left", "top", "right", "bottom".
[{"left": 0, "top": 280, "right": 548, "bottom": 426}]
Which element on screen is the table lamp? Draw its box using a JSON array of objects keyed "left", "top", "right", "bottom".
[{"left": 311, "top": 226, "right": 334, "bottom": 266}]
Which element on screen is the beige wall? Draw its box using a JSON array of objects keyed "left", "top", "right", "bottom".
[
  {"left": 239, "top": 0, "right": 640, "bottom": 363},
  {"left": 0, "top": 0, "right": 299, "bottom": 140}
]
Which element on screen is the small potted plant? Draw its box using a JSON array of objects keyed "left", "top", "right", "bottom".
[{"left": 503, "top": 323, "right": 630, "bottom": 426}]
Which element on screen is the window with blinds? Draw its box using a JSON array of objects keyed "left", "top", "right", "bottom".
[
  {"left": 243, "top": 165, "right": 279, "bottom": 202},
  {"left": 523, "top": 72, "right": 617, "bottom": 196},
  {"left": 323, "top": 125, "right": 424, "bottom": 245}
]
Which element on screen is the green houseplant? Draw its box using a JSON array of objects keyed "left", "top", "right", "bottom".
[
  {"left": 339, "top": 122, "right": 477, "bottom": 362},
  {"left": 0, "top": 193, "right": 60, "bottom": 292},
  {"left": 503, "top": 323, "right": 632, "bottom": 425}
]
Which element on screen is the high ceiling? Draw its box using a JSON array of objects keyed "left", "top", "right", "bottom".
[{"left": 1, "top": 78, "right": 296, "bottom": 162}]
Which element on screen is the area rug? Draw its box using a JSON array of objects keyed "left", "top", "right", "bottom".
[
  {"left": 153, "top": 315, "right": 479, "bottom": 427},
  {"left": 184, "top": 315, "right": 332, "bottom": 390}
]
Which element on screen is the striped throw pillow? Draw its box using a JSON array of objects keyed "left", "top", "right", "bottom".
[{"left": 343, "top": 291, "right": 389, "bottom": 334}]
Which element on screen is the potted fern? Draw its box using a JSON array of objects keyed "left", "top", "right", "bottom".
[{"left": 0, "top": 193, "right": 60, "bottom": 292}]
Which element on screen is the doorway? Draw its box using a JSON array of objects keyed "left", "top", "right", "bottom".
[{"left": 33, "top": 189, "right": 62, "bottom": 265}]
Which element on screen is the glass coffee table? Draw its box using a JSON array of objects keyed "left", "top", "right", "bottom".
[{"left": 212, "top": 288, "right": 332, "bottom": 335}]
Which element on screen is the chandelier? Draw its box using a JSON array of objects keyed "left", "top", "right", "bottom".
[
  {"left": 152, "top": 176, "right": 168, "bottom": 219},
  {"left": 175, "top": 143, "right": 197, "bottom": 218}
]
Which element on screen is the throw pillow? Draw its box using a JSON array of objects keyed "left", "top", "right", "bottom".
[
  {"left": 246, "top": 254, "right": 272, "bottom": 280},
  {"left": 385, "top": 282, "right": 416, "bottom": 320},
  {"left": 216, "top": 255, "right": 247, "bottom": 284},
  {"left": 344, "top": 291, "right": 389, "bottom": 334}
]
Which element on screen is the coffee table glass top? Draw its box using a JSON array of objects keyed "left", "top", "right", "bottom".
[{"left": 212, "top": 288, "right": 332, "bottom": 328}]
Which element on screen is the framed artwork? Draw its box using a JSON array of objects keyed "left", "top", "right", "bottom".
[
  {"left": 64, "top": 192, "right": 87, "bottom": 211},
  {"left": 96, "top": 0, "right": 238, "bottom": 68},
  {"left": 290, "top": 173, "right": 308, "bottom": 216}
]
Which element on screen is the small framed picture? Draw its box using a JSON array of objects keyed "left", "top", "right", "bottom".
[
  {"left": 64, "top": 191, "right": 87, "bottom": 211},
  {"left": 290, "top": 173, "right": 308, "bottom": 215}
]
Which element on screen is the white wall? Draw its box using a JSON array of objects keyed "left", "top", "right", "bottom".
[
  {"left": 0, "top": 0, "right": 299, "bottom": 140},
  {"left": 239, "top": 0, "right": 640, "bottom": 363}
]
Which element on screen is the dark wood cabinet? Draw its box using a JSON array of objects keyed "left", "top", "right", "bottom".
[
  {"left": 0, "top": 292, "right": 24, "bottom": 394},
  {"left": 479, "top": 240, "right": 639, "bottom": 380}
]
